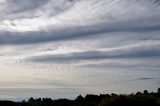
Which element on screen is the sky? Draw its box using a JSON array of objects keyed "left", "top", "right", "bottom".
[{"left": 0, "top": 0, "right": 160, "bottom": 101}]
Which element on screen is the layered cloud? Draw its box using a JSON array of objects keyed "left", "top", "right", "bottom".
[
  {"left": 28, "top": 42, "right": 160, "bottom": 63},
  {"left": 0, "top": 0, "right": 160, "bottom": 99},
  {"left": 0, "top": 0, "right": 159, "bottom": 63}
]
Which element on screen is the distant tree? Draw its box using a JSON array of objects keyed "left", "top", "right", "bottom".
[
  {"left": 0, "top": 88, "right": 160, "bottom": 106},
  {"left": 158, "top": 88, "right": 160, "bottom": 94},
  {"left": 28, "top": 97, "right": 34, "bottom": 103},
  {"left": 35, "top": 98, "right": 41, "bottom": 102},
  {"left": 21, "top": 100, "right": 27, "bottom": 106},
  {"left": 42, "top": 98, "right": 53, "bottom": 103},
  {"left": 85, "top": 94, "right": 99, "bottom": 101},
  {"left": 144, "top": 90, "right": 149, "bottom": 95},
  {"left": 100, "top": 94, "right": 110, "bottom": 99},
  {"left": 136, "top": 92, "right": 142, "bottom": 95},
  {"left": 74, "top": 95, "right": 85, "bottom": 106},
  {"left": 53, "top": 99, "right": 72, "bottom": 106},
  {"left": 75, "top": 95, "right": 84, "bottom": 102},
  {"left": 111, "top": 93, "right": 117, "bottom": 96}
]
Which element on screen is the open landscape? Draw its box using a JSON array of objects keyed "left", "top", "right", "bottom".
[{"left": 0, "top": 0, "right": 160, "bottom": 105}]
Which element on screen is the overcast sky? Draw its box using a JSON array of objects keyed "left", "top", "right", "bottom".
[{"left": 0, "top": 0, "right": 160, "bottom": 100}]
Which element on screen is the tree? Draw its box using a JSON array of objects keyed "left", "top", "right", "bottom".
[
  {"left": 158, "top": 88, "right": 160, "bottom": 96},
  {"left": 144, "top": 90, "right": 149, "bottom": 95},
  {"left": 28, "top": 97, "right": 34, "bottom": 103},
  {"left": 75, "top": 95, "right": 84, "bottom": 103}
]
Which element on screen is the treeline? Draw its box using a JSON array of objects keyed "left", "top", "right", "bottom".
[{"left": 0, "top": 88, "right": 160, "bottom": 106}]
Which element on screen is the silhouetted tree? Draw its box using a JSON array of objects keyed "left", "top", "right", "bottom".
[
  {"left": 75, "top": 95, "right": 84, "bottom": 103},
  {"left": 158, "top": 88, "right": 160, "bottom": 94},
  {"left": 36, "top": 98, "right": 41, "bottom": 102},
  {"left": 42, "top": 98, "right": 53, "bottom": 103},
  {"left": 144, "top": 90, "right": 149, "bottom": 95},
  {"left": 0, "top": 88, "right": 159, "bottom": 106},
  {"left": 28, "top": 97, "right": 34, "bottom": 103},
  {"left": 136, "top": 92, "right": 142, "bottom": 95}
]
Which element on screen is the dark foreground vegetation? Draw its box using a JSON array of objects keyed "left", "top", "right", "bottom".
[{"left": 0, "top": 88, "right": 160, "bottom": 106}]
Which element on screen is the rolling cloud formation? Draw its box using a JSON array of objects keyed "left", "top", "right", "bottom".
[
  {"left": 0, "top": 0, "right": 159, "bottom": 64},
  {"left": 0, "top": 0, "right": 160, "bottom": 100}
]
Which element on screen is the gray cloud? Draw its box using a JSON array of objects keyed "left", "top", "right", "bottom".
[
  {"left": 137, "top": 78, "right": 156, "bottom": 80},
  {"left": 27, "top": 44, "right": 160, "bottom": 63},
  {"left": 0, "top": 0, "right": 160, "bottom": 99},
  {"left": 0, "top": 0, "right": 160, "bottom": 45},
  {"left": 0, "top": 22, "right": 160, "bottom": 45},
  {"left": 0, "top": 0, "right": 75, "bottom": 19}
]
